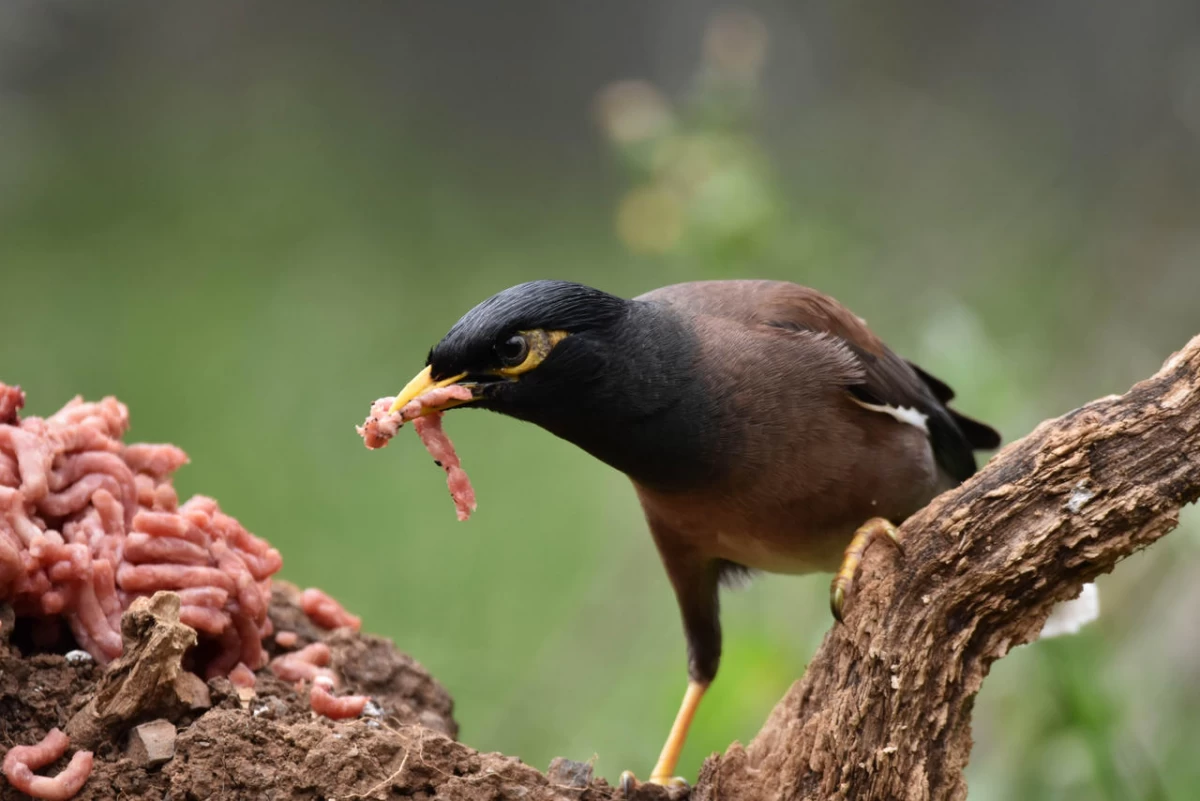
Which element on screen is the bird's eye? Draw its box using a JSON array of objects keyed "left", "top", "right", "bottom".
[{"left": 496, "top": 334, "right": 529, "bottom": 367}]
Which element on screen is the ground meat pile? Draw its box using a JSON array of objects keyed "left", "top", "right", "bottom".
[
  {"left": 357, "top": 387, "right": 477, "bottom": 521},
  {"left": 0, "top": 382, "right": 282, "bottom": 674}
]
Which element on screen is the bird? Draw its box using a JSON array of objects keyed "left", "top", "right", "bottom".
[{"left": 381, "top": 278, "right": 1001, "bottom": 791}]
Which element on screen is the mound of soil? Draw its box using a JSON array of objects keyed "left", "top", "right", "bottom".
[{"left": 1, "top": 582, "right": 674, "bottom": 800}]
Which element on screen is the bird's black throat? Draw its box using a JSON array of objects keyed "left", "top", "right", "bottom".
[{"left": 478, "top": 300, "right": 726, "bottom": 491}]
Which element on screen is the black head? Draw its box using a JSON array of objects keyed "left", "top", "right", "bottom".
[
  {"left": 427, "top": 280, "right": 629, "bottom": 388},
  {"left": 394, "top": 280, "right": 722, "bottom": 488}
]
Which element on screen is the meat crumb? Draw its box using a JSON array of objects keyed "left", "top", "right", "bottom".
[
  {"left": 309, "top": 679, "right": 370, "bottom": 720},
  {"left": 356, "top": 386, "right": 477, "bottom": 521},
  {"left": 301, "top": 587, "right": 362, "bottom": 632},
  {"left": 0, "top": 384, "right": 24, "bottom": 426},
  {"left": 2, "top": 728, "right": 93, "bottom": 801},
  {"left": 413, "top": 415, "right": 476, "bottom": 521},
  {"left": 230, "top": 662, "right": 257, "bottom": 689},
  {"left": 269, "top": 641, "right": 337, "bottom": 687},
  {"left": 274, "top": 630, "right": 299, "bottom": 649}
]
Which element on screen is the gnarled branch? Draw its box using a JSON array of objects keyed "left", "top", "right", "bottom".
[{"left": 691, "top": 334, "right": 1200, "bottom": 801}]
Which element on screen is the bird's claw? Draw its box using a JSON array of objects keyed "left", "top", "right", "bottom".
[
  {"left": 830, "top": 517, "right": 903, "bottom": 623},
  {"left": 619, "top": 770, "right": 689, "bottom": 796},
  {"left": 620, "top": 771, "right": 636, "bottom": 796},
  {"left": 830, "top": 585, "right": 846, "bottom": 622}
]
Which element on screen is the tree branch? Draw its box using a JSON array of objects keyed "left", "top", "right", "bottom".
[{"left": 691, "top": 334, "right": 1200, "bottom": 801}]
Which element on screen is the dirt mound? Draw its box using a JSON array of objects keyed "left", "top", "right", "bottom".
[{"left": 2, "top": 581, "right": 670, "bottom": 801}]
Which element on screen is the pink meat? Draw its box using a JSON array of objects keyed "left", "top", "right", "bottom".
[
  {"left": 91, "top": 489, "right": 124, "bottom": 538},
  {"left": 131, "top": 510, "right": 189, "bottom": 540},
  {"left": 357, "top": 397, "right": 402, "bottom": 449},
  {"left": 413, "top": 414, "right": 477, "bottom": 521},
  {"left": 269, "top": 642, "right": 336, "bottom": 685},
  {"left": 356, "top": 385, "right": 474, "bottom": 449},
  {"left": 358, "top": 386, "right": 478, "bottom": 521},
  {"left": 117, "top": 563, "right": 238, "bottom": 594},
  {"left": 0, "top": 384, "right": 23, "bottom": 426},
  {"left": 2, "top": 728, "right": 94, "bottom": 801},
  {"left": 300, "top": 587, "right": 362, "bottom": 632},
  {"left": 230, "top": 662, "right": 257, "bottom": 689},
  {"left": 175, "top": 586, "right": 230, "bottom": 608},
  {"left": 68, "top": 581, "right": 123, "bottom": 661},
  {"left": 0, "top": 452, "right": 18, "bottom": 487},
  {"left": 47, "top": 395, "right": 129, "bottom": 439},
  {"left": 181, "top": 494, "right": 218, "bottom": 516},
  {"left": 153, "top": 482, "right": 179, "bottom": 511},
  {"left": 235, "top": 613, "right": 267, "bottom": 669},
  {"left": 210, "top": 539, "right": 265, "bottom": 621},
  {"left": 134, "top": 474, "right": 156, "bottom": 507},
  {"left": 205, "top": 628, "right": 243, "bottom": 680},
  {"left": 49, "top": 452, "right": 137, "bottom": 526},
  {"left": 0, "top": 382, "right": 285, "bottom": 676},
  {"left": 122, "top": 443, "right": 190, "bottom": 478},
  {"left": 50, "top": 425, "right": 120, "bottom": 456},
  {"left": 124, "top": 532, "right": 210, "bottom": 566},
  {"left": 91, "top": 559, "right": 122, "bottom": 626},
  {"left": 310, "top": 679, "right": 369, "bottom": 720},
  {"left": 180, "top": 605, "right": 232, "bottom": 635},
  {"left": 38, "top": 474, "right": 123, "bottom": 519},
  {"left": 0, "top": 523, "right": 21, "bottom": 589},
  {"left": 38, "top": 591, "right": 63, "bottom": 616},
  {"left": 0, "top": 425, "right": 54, "bottom": 502}
]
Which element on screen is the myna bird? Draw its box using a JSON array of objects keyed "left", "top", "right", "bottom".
[{"left": 384, "top": 279, "right": 1000, "bottom": 790}]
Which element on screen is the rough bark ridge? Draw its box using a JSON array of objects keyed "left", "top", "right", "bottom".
[{"left": 691, "top": 334, "right": 1200, "bottom": 801}]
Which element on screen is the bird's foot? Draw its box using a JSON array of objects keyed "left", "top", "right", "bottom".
[
  {"left": 618, "top": 680, "right": 705, "bottom": 796},
  {"left": 830, "top": 517, "right": 903, "bottom": 622},
  {"left": 618, "top": 770, "right": 689, "bottom": 796}
]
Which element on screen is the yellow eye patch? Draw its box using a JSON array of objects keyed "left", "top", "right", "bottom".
[{"left": 496, "top": 329, "right": 570, "bottom": 377}]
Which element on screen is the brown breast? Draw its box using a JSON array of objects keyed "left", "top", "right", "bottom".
[{"left": 635, "top": 398, "right": 942, "bottom": 575}]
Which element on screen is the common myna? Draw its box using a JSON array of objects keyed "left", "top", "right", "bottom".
[{"left": 384, "top": 279, "right": 1000, "bottom": 789}]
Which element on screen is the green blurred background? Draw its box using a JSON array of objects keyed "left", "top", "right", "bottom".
[{"left": 2, "top": 2, "right": 1198, "bottom": 798}]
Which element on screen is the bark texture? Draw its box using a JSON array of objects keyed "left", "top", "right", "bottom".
[{"left": 690, "top": 334, "right": 1200, "bottom": 801}]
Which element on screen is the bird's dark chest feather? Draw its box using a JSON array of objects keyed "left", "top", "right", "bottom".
[{"left": 525, "top": 317, "right": 729, "bottom": 491}]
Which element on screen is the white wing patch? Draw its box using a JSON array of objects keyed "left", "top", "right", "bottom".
[
  {"left": 850, "top": 397, "right": 930, "bottom": 434},
  {"left": 1038, "top": 582, "right": 1100, "bottom": 639}
]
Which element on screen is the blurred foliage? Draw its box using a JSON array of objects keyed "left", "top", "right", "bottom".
[
  {"left": 1, "top": 4, "right": 1198, "bottom": 799},
  {"left": 596, "top": 11, "right": 778, "bottom": 263}
]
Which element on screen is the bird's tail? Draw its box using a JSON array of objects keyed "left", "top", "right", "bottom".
[
  {"left": 1037, "top": 582, "right": 1100, "bottom": 639},
  {"left": 948, "top": 408, "right": 1002, "bottom": 451}
]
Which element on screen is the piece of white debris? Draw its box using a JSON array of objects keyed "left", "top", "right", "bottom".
[
  {"left": 1067, "top": 482, "right": 1096, "bottom": 513},
  {"left": 1039, "top": 582, "right": 1101, "bottom": 639}
]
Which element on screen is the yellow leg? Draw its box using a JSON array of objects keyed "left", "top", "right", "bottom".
[
  {"left": 619, "top": 680, "right": 707, "bottom": 794},
  {"left": 830, "top": 517, "right": 903, "bottom": 622}
]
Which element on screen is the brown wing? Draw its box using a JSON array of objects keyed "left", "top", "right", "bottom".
[
  {"left": 637, "top": 280, "right": 1000, "bottom": 483},
  {"left": 637, "top": 280, "right": 887, "bottom": 354}
]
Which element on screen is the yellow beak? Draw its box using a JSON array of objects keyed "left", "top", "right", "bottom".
[{"left": 387, "top": 366, "right": 472, "bottom": 414}]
